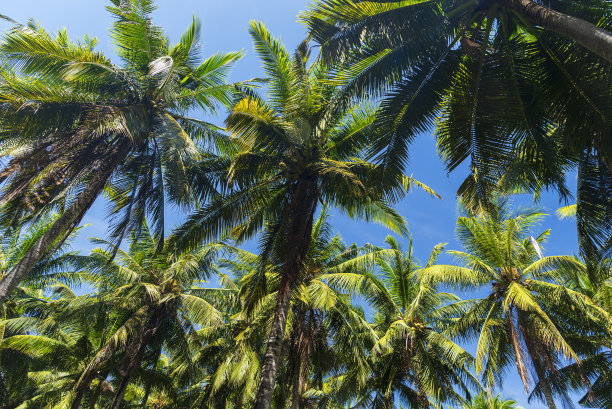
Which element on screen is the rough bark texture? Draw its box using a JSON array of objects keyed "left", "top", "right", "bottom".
[
  {"left": 0, "top": 149, "right": 127, "bottom": 301},
  {"left": 505, "top": 0, "right": 612, "bottom": 62},
  {"left": 71, "top": 358, "right": 110, "bottom": 409},
  {"left": 253, "top": 180, "right": 318, "bottom": 409}
]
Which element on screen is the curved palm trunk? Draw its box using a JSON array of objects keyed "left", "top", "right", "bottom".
[
  {"left": 504, "top": 0, "right": 612, "bottom": 62},
  {"left": 71, "top": 348, "right": 117, "bottom": 409},
  {"left": 0, "top": 148, "right": 127, "bottom": 300},
  {"left": 140, "top": 346, "right": 161, "bottom": 408},
  {"left": 291, "top": 366, "right": 302, "bottom": 409},
  {"left": 253, "top": 180, "right": 318, "bottom": 409}
]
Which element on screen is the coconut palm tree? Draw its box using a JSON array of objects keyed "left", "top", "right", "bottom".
[
  {"left": 0, "top": 214, "right": 86, "bottom": 407},
  {"left": 172, "top": 252, "right": 261, "bottom": 409},
  {"left": 327, "top": 236, "right": 478, "bottom": 409},
  {"left": 0, "top": 213, "right": 84, "bottom": 290},
  {"left": 171, "top": 21, "right": 439, "bottom": 409},
  {"left": 421, "top": 204, "right": 612, "bottom": 409},
  {"left": 59, "top": 225, "right": 229, "bottom": 409},
  {"left": 303, "top": 0, "right": 612, "bottom": 247},
  {"left": 195, "top": 210, "right": 387, "bottom": 408},
  {"left": 455, "top": 392, "right": 522, "bottom": 409},
  {"left": 526, "top": 243, "right": 612, "bottom": 408},
  {"left": 0, "top": 0, "right": 242, "bottom": 299},
  {"left": 305, "top": 0, "right": 612, "bottom": 64},
  {"left": 0, "top": 284, "right": 114, "bottom": 408},
  {"left": 254, "top": 210, "right": 384, "bottom": 409}
]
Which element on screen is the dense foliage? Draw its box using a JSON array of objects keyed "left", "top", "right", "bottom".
[{"left": 0, "top": 1, "right": 610, "bottom": 409}]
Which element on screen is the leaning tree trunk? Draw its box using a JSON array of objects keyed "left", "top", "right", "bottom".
[
  {"left": 71, "top": 344, "right": 118, "bottom": 409},
  {"left": 253, "top": 180, "right": 318, "bottom": 409},
  {"left": 505, "top": 0, "right": 612, "bottom": 62},
  {"left": 0, "top": 148, "right": 127, "bottom": 300}
]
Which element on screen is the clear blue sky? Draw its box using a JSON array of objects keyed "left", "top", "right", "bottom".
[{"left": 1, "top": 1, "right": 584, "bottom": 407}]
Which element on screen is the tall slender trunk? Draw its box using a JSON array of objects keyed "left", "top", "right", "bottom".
[
  {"left": 291, "top": 365, "right": 302, "bottom": 409},
  {"left": 253, "top": 180, "right": 318, "bottom": 409},
  {"left": 529, "top": 351, "right": 558, "bottom": 409},
  {"left": 504, "top": 0, "right": 612, "bottom": 62},
  {"left": 72, "top": 355, "right": 113, "bottom": 409},
  {"left": 109, "top": 311, "right": 163, "bottom": 409},
  {"left": 140, "top": 383, "right": 151, "bottom": 409},
  {"left": 519, "top": 314, "right": 558, "bottom": 409},
  {"left": 290, "top": 316, "right": 305, "bottom": 409},
  {"left": 0, "top": 148, "right": 127, "bottom": 300}
]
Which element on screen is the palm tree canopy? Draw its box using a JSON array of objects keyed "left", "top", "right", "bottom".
[
  {"left": 456, "top": 392, "right": 523, "bottom": 409},
  {"left": 421, "top": 203, "right": 611, "bottom": 407},
  {"left": 0, "top": 223, "right": 233, "bottom": 408},
  {"left": 172, "top": 20, "right": 441, "bottom": 257},
  {"left": 302, "top": 0, "right": 612, "bottom": 251},
  {"left": 0, "top": 0, "right": 242, "bottom": 246},
  {"left": 323, "top": 234, "right": 479, "bottom": 409}
]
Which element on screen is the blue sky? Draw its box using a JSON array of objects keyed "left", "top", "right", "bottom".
[{"left": 1, "top": 1, "right": 585, "bottom": 407}]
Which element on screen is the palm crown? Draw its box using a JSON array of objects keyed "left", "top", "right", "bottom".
[
  {"left": 422, "top": 204, "right": 612, "bottom": 408},
  {"left": 329, "top": 236, "right": 478, "bottom": 409},
  {"left": 0, "top": 0, "right": 242, "bottom": 297},
  {"left": 303, "top": 0, "right": 612, "bottom": 252},
  {"left": 1, "top": 224, "right": 229, "bottom": 409},
  {"left": 171, "top": 23, "right": 440, "bottom": 408},
  {"left": 172, "top": 20, "right": 439, "bottom": 253}
]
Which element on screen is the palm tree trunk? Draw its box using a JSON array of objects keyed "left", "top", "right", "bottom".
[
  {"left": 254, "top": 268, "right": 298, "bottom": 409},
  {"left": 530, "top": 353, "right": 559, "bottom": 409},
  {"left": 72, "top": 356, "right": 114, "bottom": 409},
  {"left": 504, "top": 0, "right": 612, "bottom": 62},
  {"left": 253, "top": 180, "right": 318, "bottom": 409},
  {"left": 140, "top": 383, "right": 151, "bottom": 409},
  {"left": 290, "top": 321, "right": 305, "bottom": 409},
  {"left": 109, "top": 312, "right": 163, "bottom": 409},
  {"left": 0, "top": 148, "right": 127, "bottom": 300},
  {"left": 519, "top": 315, "right": 558, "bottom": 409},
  {"left": 291, "top": 369, "right": 301, "bottom": 409}
]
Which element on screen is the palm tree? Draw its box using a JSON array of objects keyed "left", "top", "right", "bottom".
[
  {"left": 251, "top": 210, "right": 386, "bottom": 409},
  {"left": 172, "top": 21, "right": 438, "bottom": 409},
  {"left": 62, "top": 225, "right": 228, "bottom": 409},
  {"left": 526, "top": 241, "right": 612, "bottom": 408},
  {"left": 305, "top": 0, "right": 612, "bottom": 61},
  {"left": 194, "top": 210, "right": 387, "bottom": 408},
  {"left": 0, "top": 0, "right": 242, "bottom": 299},
  {"left": 174, "top": 252, "right": 261, "bottom": 409},
  {"left": 0, "top": 284, "right": 111, "bottom": 408},
  {"left": 328, "top": 236, "right": 478, "bottom": 409},
  {"left": 0, "top": 213, "right": 83, "bottom": 290},
  {"left": 455, "top": 392, "right": 522, "bottom": 409},
  {"left": 421, "top": 204, "right": 612, "bottom": 409},
  {"left": 0, "top": 214, "right": 86, "bottom": 407},
  {"left": 303, "top": 0, "right": 612, "bottom": 244}
]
